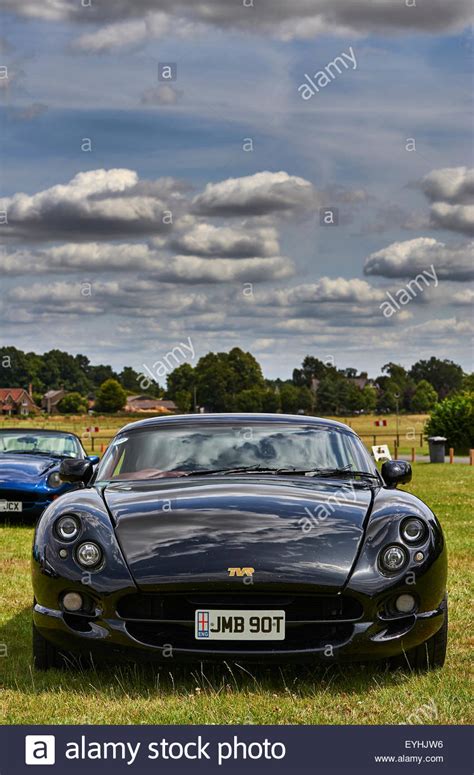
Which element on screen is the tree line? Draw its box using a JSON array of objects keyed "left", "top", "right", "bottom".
[{"left": 0, "top": 345, "right": 471, "bottom": 415}]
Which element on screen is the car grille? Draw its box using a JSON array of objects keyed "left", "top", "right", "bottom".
[{"left": 117, "top": 592, "right": 362, "bottom": 652}]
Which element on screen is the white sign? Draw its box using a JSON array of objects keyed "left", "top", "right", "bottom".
[{"left": 372, "top": 444, "right": 392, "bottom": 461}]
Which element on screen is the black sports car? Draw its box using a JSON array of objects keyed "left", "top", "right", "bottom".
[{"left": 32, "top": 414, "right": 447, "bottom": 671}]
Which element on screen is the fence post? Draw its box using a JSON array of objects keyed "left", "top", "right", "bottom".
[
  {"left": 394, "top": 440, "right": 398, "bottom": 460},
  {"left": 420, "top": 432, "right": 423, "bottom": 448},
  {"left": 411, "top": 447, "right": 415, "bottom": 463},
  {"left": 470, "top": 450, "right": 474, "bottom": 466},
  {"left": 396, "top": 433, "right": 400, "bottom": 446},
  {"left": 373, "top": 434, "right": 376, "bottom": 445},
  {"left": 91, "top": 437, "right": 95, "bottom": 451},
  {"left": 449, "top": 447, "right": 454, "bottom": 464}
]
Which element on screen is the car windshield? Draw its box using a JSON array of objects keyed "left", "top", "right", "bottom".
[
  {"left": 0, "top": 430, "right": 83, "bottom": 458},
  {"left": 97, "top": 423, "right": 377, "bottom": 481}
]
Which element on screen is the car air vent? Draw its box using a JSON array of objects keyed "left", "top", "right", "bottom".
[{"left": 117, "top": 592, "right": 363, "bottom": 622}]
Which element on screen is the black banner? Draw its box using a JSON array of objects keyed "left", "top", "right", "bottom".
[{"left": 1, "top": 725, "right": 471, "bottom": 774}]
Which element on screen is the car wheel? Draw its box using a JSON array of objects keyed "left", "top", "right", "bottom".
[
  {"left": 32, "top": 623, "right": 66, "bottom": 670},
  {"left": 396, "top": 597, "right": 448, "bottom": 671}
]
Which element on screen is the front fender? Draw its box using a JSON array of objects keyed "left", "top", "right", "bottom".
[
  {"left": 33, "top": 487, "right": 137, "bottom": 612},
  {"left": 346, "top": 488, "right": 447, "bottom": 612}
]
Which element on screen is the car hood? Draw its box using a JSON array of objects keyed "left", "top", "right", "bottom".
[
  {"left": 103, "top": 477, "right": 374, "bottom": 591},
  {"left": 0, "top": 453, "right": 57, "bottom": 483}
]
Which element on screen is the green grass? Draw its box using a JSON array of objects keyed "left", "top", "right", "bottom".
[{"left": 0, "top": 463, "right": 472, "bottom": 725}]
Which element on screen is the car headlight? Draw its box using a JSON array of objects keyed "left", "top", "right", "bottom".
[
  {"left": 47, "top": 471, "right": 62, "bottom": 488},
  {"left": 55, "top": 515, "right": 80, "bottom": 541},
  {"left": 76, "top": 542, "right": 102, "bottom": 568},
  {"left": 401, "top": 517, "right": 427, "bottom": 544},
  {"left": 379, "top": 544, "right": 408, "bottom": 573}
]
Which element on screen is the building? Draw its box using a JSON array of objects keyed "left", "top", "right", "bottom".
[
  {"left": 349, "top": 374, "right": 370, "bottom": 390},
  {"left": 42, "top": 389, "right": 67, "bottom": 414},
  {"left": 125, "top": 395, "right": 177, "bottom": 413},
  {"left": 0, "top": 388, "right": 39, "bottom": 416}
]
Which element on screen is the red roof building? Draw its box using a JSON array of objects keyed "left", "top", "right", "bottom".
[{"left": 0, "top": 388, "right": 40, "bottom": 416}]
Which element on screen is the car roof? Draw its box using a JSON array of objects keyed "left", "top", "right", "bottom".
[
  {"left": 0, "top": 427, "right": 83, "bottom": 442},
  {"left": 118, "top": 413, "right": 355, "bottom": 435}
]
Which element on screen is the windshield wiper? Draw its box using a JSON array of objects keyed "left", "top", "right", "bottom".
[
  {"left": 180, "top": 465, "right": 380, "bottom": 480},
  {"left": 182, "top": 465, "right": 281, "bottom": 477},
  {"left": 298, "top": 467, "right": 380, "bottom": 480}
]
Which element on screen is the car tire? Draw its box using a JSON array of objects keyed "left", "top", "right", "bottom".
[
  {"left": 32, "top": 623, "right": 65, "bottom": 671},
  {"left": 397, "top": 597, "right": 448, "bottom": 671}
]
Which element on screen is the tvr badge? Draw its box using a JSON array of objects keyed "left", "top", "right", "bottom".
[{"left": 228, "top": 567, "right": 255, "bottom": 577}]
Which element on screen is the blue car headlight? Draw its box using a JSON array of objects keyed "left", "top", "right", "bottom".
[
  {"left": 47, "top": 471, "right": 62, "bottom": 488},
  {"left": 56, "top": 515, "right": 80, "bottom": 541}
]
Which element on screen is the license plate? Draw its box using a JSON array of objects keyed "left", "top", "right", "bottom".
[
  {"left": 195, "top": 609, "right": 285, "bottom": 640},
  {"left": 0, "top": 500, "right": 22, "bottom": 513}
]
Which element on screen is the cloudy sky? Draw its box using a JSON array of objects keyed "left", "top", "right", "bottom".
[{"left": 0, "top": 0, "right": 473, "bottom": 379}]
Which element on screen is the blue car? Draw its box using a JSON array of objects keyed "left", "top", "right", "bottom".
[{"left": 0, "top": 428, "right": 99, "bottom": 520}]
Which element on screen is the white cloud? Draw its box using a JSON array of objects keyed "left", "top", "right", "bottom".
[
  {"left": 0, "top": 241, "right": 293, "bottom": 283},
  {"left": 428, "top": 202, "right": 474, "bottom": 236},
  {"left": 451, "top": 288, "right": 474, "bottom": 306},
  {"left": 171, "top": 224, "right": 280, "bottom": 258},
  {"left": 0, "top": 169, "right": 183, "bottom": 241},
  {"left": 419, "top": 167, "right": 474, "bottom": 236},
  {"left": 150, "top": 254, "right": 294, "bottom": 283},
  {"left": 192, "top": 171, "right": 315, "bottom": 216},
  {"left": 258, "top": 278, "right": 385, "bottom": 307},
  {"left": 420, "top": 166, "right": 474, "bottom": 205},
  {"left": 364, "top": 237, "right": 474, "bottom": 281}
]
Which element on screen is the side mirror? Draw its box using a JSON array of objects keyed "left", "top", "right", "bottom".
[
  {"left": 87, "top": 455, "right": 100, "bottom": 465},
  {"left": 59, "top": 458, "right": 93, "bottom": 485},
  {"left": 381, "top": 460, "right": 412, "bottom": 488}
]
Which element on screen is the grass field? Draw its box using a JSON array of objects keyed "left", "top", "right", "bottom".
[{"left": 0, "top": 462, "right": 472, "bottom": 725}]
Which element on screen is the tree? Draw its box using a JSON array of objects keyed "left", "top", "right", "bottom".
[
  {"left": 360, "top": 385, "right": 377, "bottom": 412},
  {"left": 425, "top": 393, "right": 474, "bottom": 453},
  {"left": 174, "top": 390, "right": 193, "bottom": 413},
  {"left": 411, "top": 380, "right": 438, "bottom": 413},
  {"left": 194, "top": 352, "right": 235, "bottom": 411},
  {"left": 377, "top": 382, "right": 402, "bottom": 413},
  {"left": 58, "top": 392, "right": 88, "bottom": 414},
  {"left": 277, "top": 384, "right": 298, "bottom": 414},
  {"left": 316, "top": 377, "right": 339, "bottom": 414},
  {"left": 292, "top": 356, "right": 334, "bottom": 387},
  {"left": 233, "top": 387, "right": 266, "bottom": 412},
  {"left": 38, "top": 349, "right": 91, "bottom": 394},
  {"left": 227, "top": 348, "right": 265, "bottom": 392},
  {"left": 410, "top": 358, "right": 464, "bottom": 399},
  {"left": 0, "top": 346, "right": 39, "bottom": 390},
  {"left": 276, "top": 384, "right": 312, "bottom": 414},
  {"left": 166, "top": 363, "right": 195, "bottom": 401},
  {"left": 462, "top": 372, "right": 474, "bottom": 392},
  {"left": 94, "top": 379, "right": 127, "bottom": 413},
  {"left": 381, "top": 362, "right": 408, "bottom": 387},
  {"left": 119, "top": 367, "right": 142, "bottom": 393},
  {"left": 87, "top": 364, "right": 119, "bottom": 389},
  {"left": 261, "top": 388, "right": 280, "bottom": 413}
]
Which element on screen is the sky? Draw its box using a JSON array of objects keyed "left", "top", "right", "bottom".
[{"left": 0, "top": 0, "right": 473, "bottom": 380}]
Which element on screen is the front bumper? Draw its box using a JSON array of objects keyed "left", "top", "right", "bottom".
[
  {"left": 0, "top": 497, "right": 52, "bottom": 519},
  {"left": 33, "top": 590, "right": 447, "bottom": 665}
]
